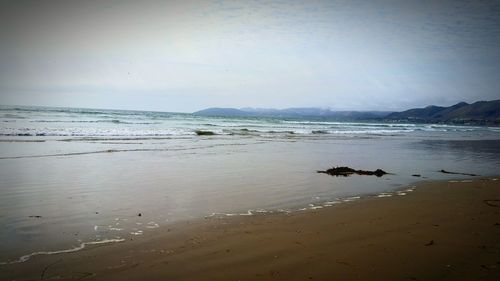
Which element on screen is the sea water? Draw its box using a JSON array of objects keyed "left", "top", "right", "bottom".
[{"left": 1, "top": 105, "right": 499, "bottom": 263}]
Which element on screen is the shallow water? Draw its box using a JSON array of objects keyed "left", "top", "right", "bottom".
[{"left": 0, "top": 105, "right": 499, "bottom": 263}]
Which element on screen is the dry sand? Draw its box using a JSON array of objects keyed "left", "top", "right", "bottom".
[{"left": 2, "top": 178, "right": 499, "bottom": 281}]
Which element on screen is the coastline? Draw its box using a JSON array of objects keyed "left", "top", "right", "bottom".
[{"left": 1, "top": 177, "right": 499, "bottom": 280}]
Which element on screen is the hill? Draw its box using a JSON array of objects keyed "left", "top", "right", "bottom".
[
  {"left": 385, "top": 100, "right": 500, "bottom": 124},
  {"left": 193, "top": 107, "right": 391, "bottom": 120},
  {"left": 194, "top": 100, "right": 499, "bottom": 125}
]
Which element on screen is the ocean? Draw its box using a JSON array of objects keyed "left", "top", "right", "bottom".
[{"left": 1, "top": 105, "right": 499, "bottom": 264}]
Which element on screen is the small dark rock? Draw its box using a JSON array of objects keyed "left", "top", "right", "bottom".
[
  {"left": 439, "top": 169, "right": 478, "bottom": 176},
  {"left": 412, "top": 174, "right": 421, "bottom": 177},
  {"left": 195, "top": 130, "right": 215, "bottom": 136},
  {"left": 138, "top": 213, "right": 142, "bottom": 217},
  {"left": 424, "top": 240, "right": 435, "bottom": 246},
  {"left": 29, "top": 215, "right": 42, "bottom": 218}
]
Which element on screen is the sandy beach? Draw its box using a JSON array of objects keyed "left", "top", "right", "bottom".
[
  {"left": 1, "top": 0, "right": 500, "bottom": 279},
  {"left": 1, "top": 177, "right": 499, "bottom": 281}
]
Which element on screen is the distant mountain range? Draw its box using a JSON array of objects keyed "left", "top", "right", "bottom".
[
  {"left": 193, "top": 107, "right": 391, "bottom": 120},
  {"left": 193, "top": 100, "right": 500, "bottom": 125}
]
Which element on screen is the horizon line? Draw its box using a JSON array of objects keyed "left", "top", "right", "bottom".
[{"left": 1, "top": 99, "right": 496, "bottom": 115}]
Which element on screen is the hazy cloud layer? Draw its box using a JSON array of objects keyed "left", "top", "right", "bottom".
[{"left": 0, "top": 0, "right": 499, "bottom": 112}]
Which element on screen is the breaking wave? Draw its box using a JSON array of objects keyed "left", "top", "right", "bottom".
[{"left": 0, "top": 105, "right": 497, "bottom": 138}]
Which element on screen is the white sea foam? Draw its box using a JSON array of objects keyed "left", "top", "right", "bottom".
[
  {"left": 324, "top": 201, "right": 340, "bottom": 205},
  {"left": 146, "top": 222, "right": 160, "bottom": 229},
  {"left": 377, "top": 193, "right": 392, "bottom": 198},
  {"left": 342, "top": 196, "right": 361, "bottom": 202},
  {"left": 109, "top": 227, "right": 124, "bottom": 231},
  {"left": 0, "top": 239, "right": 125, "bottom": 265},
  {"left": 239, "top": 210, "right": 254, "bottom": 216}
]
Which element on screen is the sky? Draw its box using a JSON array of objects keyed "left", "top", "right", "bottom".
[{"left": 0, "top": 0, "right": 499, "bottom": 113}]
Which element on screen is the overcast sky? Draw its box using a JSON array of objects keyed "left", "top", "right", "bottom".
[{"left": 0, "top": 0, "right": 499, "bottom": 112}]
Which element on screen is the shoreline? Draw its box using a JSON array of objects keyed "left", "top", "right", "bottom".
[
  {"left": 0, "top": 178, "right": 421, "bottom": 265},
  {"left": 2, "top": 177, "right": 500, "bottom": 280},
  {"left": 0, "top": 178, "right": 422, "bottom": 266}
]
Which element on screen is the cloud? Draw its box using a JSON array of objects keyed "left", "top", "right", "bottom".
[{"left": 0, "top": 0, "right": 499, "bottom": 112}]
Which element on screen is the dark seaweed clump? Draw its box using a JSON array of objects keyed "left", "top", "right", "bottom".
[
  {"left": 318, "top": 166, "right": 388, "bottom": 177},
  {"left": 439, "top": 169, "right": 478, "bottom": 177},
  {"left": 195, "top": 130, "right": 216, "bottom": 136}
]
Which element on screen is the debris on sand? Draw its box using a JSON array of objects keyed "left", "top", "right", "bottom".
[
  {"left": 412, "top": 174, "right": 421, "bottom": 177},
  {"left": 318, "top": 166, "right": 389, "bottom": 177},
  {"left": 439, "top": 170, "right": 478, "bottom": 176},
  {"left": 483, "top": 200, "right": 500, "bottom": 207},
  {"left": 424, "top": 240, "right": 435, "bottom": 246}
]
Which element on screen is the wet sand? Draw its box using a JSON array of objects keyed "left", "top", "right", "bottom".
[{"left": 2, "top": 178, "right": 500, "bottom": 281}]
